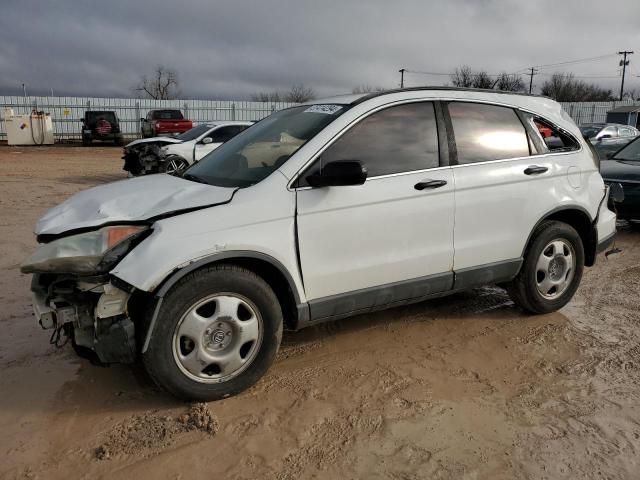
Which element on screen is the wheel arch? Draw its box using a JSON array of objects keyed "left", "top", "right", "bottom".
[
  {"left": 522, "top": 206, "right": 597, "bottom": 267},
  {"left": 140, "top": 251, "right": 307, "bottom": 353}
]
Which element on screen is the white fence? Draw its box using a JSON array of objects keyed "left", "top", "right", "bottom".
[
  {"left": 559, "top": 100, "right": 639, "bottom": 125},
  {"left": 0, "top": 96, "right": 298, "bottom": 141},
  {"left": 1, "top": 95, "right": 639, "bottom": 142}
]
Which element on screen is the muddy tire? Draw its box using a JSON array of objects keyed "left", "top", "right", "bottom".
[
  {"left": 506, "top": 221, "right": 584, "bottom": 314},
  {"left": 143, "top": 265, "right": 283, "bottom": 401}
]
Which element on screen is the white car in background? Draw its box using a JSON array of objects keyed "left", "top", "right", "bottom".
[{"left": 162, "top": 121, "right": 252, "bottom": 174}]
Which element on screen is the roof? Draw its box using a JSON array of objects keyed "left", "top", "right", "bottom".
[
  {"left": 608, "top": 106, "right": 640, "bottom": 113},
  {"left": 307, "top": 87, "right": 545, "bottom": 107},
  {"left": 352, "top": 86, "right": 544, "bottom": 105}
]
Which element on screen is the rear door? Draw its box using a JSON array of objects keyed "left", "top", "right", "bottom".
[
  {"left": 446, "top": 101, "right": 580, "bottom": 285},
  {"left": 295, "top": 101, "right": 455, "bottom": 318}
]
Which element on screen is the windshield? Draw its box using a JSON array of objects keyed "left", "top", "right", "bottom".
[
  {"left": 613, "top": 137, "right": 640, "bottom": 161},
  {"left": 176, "top": 124, "right": 211, "bottom": 141},
  {"left": 579, "top": 125, "right": 602, "bottom": 138},
  {"left": 184, "top": 104, "right": 348, "bottom": 187}
]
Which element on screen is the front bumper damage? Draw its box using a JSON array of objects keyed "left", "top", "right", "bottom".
[
  {"left": 122, "top": 143, "right": 168, "bottom": 176},
  {"left": 31, "top": 274, "right": 137, "bottom": 364}
]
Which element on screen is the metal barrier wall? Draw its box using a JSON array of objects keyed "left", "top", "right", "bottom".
[
  {"left": 0, "top": 96, "right": 298, "bottom": 141},
  {"left": 1, "top": 96, "right": 639, "bottom": 141},
  {"left": 559, "top": 100, "right": 640, "bottom": 125}
]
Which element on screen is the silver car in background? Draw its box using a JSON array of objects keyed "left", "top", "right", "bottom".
[{"left": 580, "top": 123, "right": 640, "bottom": 159}]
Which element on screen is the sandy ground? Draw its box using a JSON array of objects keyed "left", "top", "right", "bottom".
[{"left": 1, "top": 146, "right": 639, "bottom": 480}]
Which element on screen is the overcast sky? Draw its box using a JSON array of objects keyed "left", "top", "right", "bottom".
[{"left": 1, "top": 0, "right": 639, "bottom": 99}]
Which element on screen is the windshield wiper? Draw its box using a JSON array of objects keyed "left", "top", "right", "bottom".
[{"left": 182, "top": 173, "right": 211, "bottom": 185}]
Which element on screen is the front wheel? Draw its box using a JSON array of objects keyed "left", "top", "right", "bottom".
[
  {"left": 143, "top": 265, "right": 283, "bottom": 401},
  {"left": 163, "top": 155, "right": 190, "bottom": 176},
  {"left": 506, "top": 220, "right": 584, "bottom": 314}
]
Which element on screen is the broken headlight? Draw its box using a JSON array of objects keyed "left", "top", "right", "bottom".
[{"left": 21, "top": 225, "right": 149, "bottom": 275}]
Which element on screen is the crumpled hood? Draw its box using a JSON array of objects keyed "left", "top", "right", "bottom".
[
  {"left": 124, "top": 136, "right": 184, "bottom": 149},
  {"left": 36, "top": 174, "right": 236, "bottom": 236}
]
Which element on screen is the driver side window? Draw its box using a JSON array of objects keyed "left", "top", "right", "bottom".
[{"left": 299, "top": 102, "right": 439, "bottom": 186}]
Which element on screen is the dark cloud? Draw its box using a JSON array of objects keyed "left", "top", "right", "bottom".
[{"left": 1, "top": 0, "right": 639, "bottom": 99}]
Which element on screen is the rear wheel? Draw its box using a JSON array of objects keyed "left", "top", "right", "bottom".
[
  {"left": 506, "top": 221, "right": 584, "bottom": 314},
  {"left": 143, "top": 265, "right": 283, "bottom": 401}
]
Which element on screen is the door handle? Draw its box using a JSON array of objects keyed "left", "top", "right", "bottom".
[
  {"left": 414, "top": 179, "right": 447, "bottom": 190},
  {"left": 524, "top": 165, "right": 548, "bottom": 175}
]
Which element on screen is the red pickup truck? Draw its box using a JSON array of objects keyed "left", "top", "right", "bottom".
[{"left": 140, "top": 109, "right": 193, "bottom": 138}]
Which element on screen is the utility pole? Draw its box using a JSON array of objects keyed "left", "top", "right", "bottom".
[
  {"left": 527, "top": 67, "right": 538, "bottom": 94},
  {"left": 618, "top": 51, "right": 633, "bottom": 100},
  {"left": 22, "top": 83, "right": 26, "bottom": 98},
  {"left": 399, "top": 68, "right": 406, "bottom": 88}
]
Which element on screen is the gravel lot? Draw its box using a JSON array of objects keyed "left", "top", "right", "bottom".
[{"left": 1, "top": 146, "right": 639, "bottom": 480}]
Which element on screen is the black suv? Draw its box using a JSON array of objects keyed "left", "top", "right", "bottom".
[{"left": 81, "top": 111, "right": 124, "bottom": 146}]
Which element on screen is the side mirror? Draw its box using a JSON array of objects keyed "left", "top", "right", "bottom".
[
  {"left": 305, "top": 160, "right": 367, "bottom": 188},
  {"left": 201, "top": 137, "right": 214, "bottom": 144},
  {"left": 140, "top": 118, "right": 145, "bottom": 121},
  {"left": 610, "top": 183, "right": 625, "bottom": 203}
]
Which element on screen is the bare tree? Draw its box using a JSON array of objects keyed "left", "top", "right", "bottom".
[
  {"left": 472, "top": 71, "right": 494, "bottom": 89},
  {"left": 250, "top": 91, "right": 282, "bottom": 102},
  {"left": 450, "top": 66, "right": 496, "bottom": 89},
  {"left": 541, "top": 73, "right": 614, "bottom": 102},
  {"left": 133, "top": 66, "right": 180, "bottom": 100},
  {"left": 352, "top": 84, "right": 387, "bottom": 94},
  {"left": 451, "top": 66, "right": 475, "bottom": 87},
  {"left": 495, "top": 73, "right": 525, "bottom": 92},
  {"left": 285, "top": 84, "right": 316, "bottom": 103},
  {"left": 623, "top": 88, "right": 640, "bottom": 101}
]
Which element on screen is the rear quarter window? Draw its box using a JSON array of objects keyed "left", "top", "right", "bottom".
[
  {"left": 521, "top": 113, "right": 580, "bottom": 154},
  {"left": 152, "top": 110, "right": 184, "bottom": 120}
]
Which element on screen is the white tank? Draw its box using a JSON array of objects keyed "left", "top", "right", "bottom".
[{"left": 4, "top": 108, "right": 55, "bottom": 145}]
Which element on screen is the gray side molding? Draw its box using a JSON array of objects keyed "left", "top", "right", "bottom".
[{"left": 141, "top": 250, "right": 305, "bottom": 353}]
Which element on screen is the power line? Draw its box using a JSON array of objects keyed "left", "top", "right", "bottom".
[{"left": 528, "top": 53, "right": 617, "bottom": 71}]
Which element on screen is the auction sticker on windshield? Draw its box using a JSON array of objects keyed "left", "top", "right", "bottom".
[{"left": 304, "top": 105, "right": 343, "bottom": 115}]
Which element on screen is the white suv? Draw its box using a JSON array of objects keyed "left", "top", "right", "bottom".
[{"left": 22, "top": 88, "right": 617, "bottom": 400}]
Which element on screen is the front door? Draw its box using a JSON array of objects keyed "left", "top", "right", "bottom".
[{"left": 295, "top": 102, "right": 455, "bottom": 319}]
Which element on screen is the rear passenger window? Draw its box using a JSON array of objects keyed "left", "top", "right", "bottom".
[
  {"left": 315, "top": 102, "right": 439, "bottom": 178},
  {"left": 448, "top": 102, "right": 529, "bottom": 164}
]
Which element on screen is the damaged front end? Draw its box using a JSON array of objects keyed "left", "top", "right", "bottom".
[
  {"left": 122, "top": 142, "right": 167, "bottom": 176},
  {"left": 31, "top": 274, "right": 137, "bottom": 364},
  {"left": 22, "top": 225, "right": 151, "bottom": 364}
]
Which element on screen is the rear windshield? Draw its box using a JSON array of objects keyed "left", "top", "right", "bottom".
[
  {"left": 85, "top": 111, "right": 116, "bottom": 124},
  {"left": 177, "top": 124, "right": 211, "bottom": 141},
  {"left": 613, "top": 137, "right": 640, "bottom": 162},
  {"left": 152, "top": 110, "right": 183, "bottom": 120},
  {"left": 184, "top": 104, "right": 348, "bottom": 188}
]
